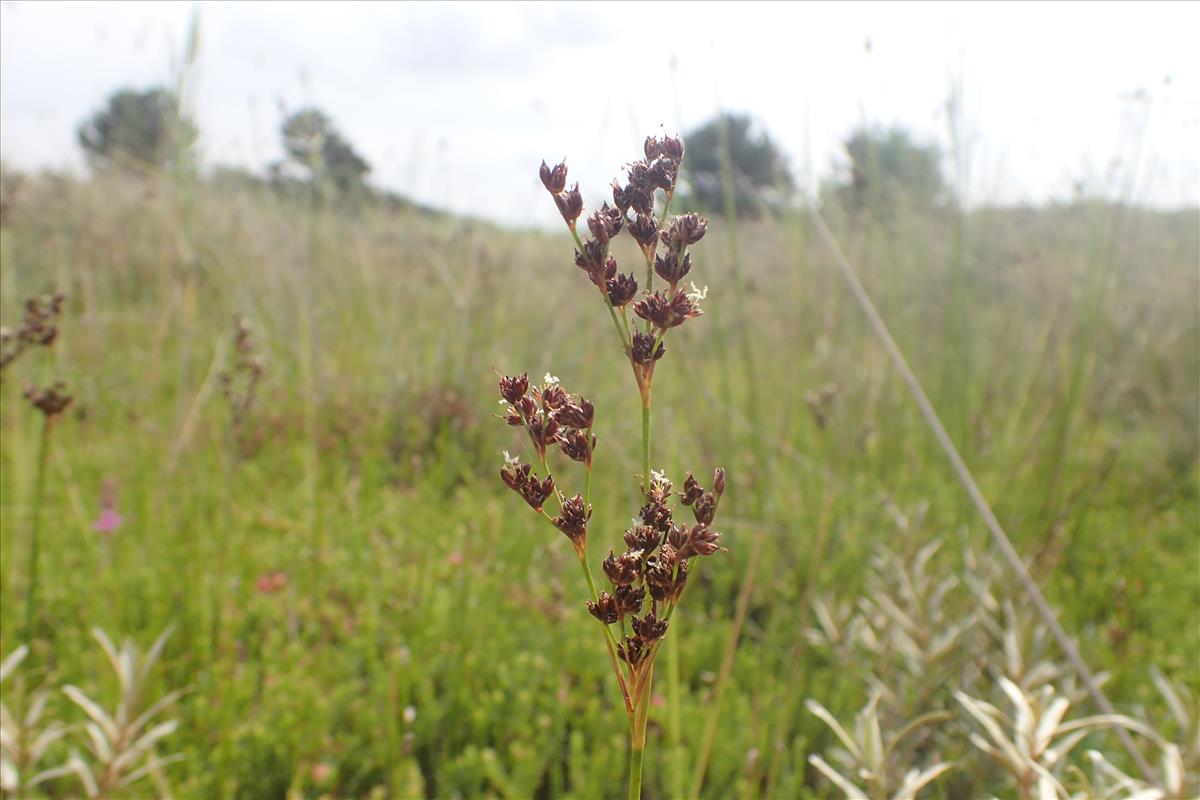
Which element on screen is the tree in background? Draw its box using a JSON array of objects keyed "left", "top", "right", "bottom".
[
  {"left": 832, "top": 126, "right": 948, "bottom": 215},
  {"left": 681, "top": 113, "right": 793, "bottom": 218},
  {"left": 77, "top": 87, "right": 197, "bottom": 173},
  {"left": 277, "top": 108, "right": 371, "bottom": 197}
]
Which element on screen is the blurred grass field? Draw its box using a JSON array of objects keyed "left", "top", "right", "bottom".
[{"left": 0, "top": 167, "right": 1197, "bottom": 798}]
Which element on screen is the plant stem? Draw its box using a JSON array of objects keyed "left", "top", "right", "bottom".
[
  {"left": 628, "top": 664, "right": 654, "bottom": 800},
  {"left": 24, "top": 414, "right": 52, "bottom": 643},
  {"left": 641, "top": 399, "right": 651, "bottom": 494}
]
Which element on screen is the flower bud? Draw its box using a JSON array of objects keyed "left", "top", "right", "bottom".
[
  {"left": 554, "top": 183, "right": 583, "bottom": 227},
  {"left": 498, "top": 371, "right": 529, "bottom": 404},
  {"left": 539, "top": 160, "right": 568, "bottom": 194},
  {"left": 587, "top": 592, "right": 620, "bottom": 625}
]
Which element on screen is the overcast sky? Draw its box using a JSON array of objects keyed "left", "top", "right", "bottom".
[{"left": 2, "top": 1, "right": 1197, "bottom": 226}]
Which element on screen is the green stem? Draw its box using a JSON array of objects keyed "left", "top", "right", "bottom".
[
  {"left": 641, "top": 400, "right": 651, "bottom": 495},
  {"left": 24, "top": 415, "right": 52, "bottom": 643},
  {"left": 628, "top": 664, "right": 654, "bottom": 800}
]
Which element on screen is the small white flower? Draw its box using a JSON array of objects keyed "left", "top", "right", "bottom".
[
  {"left": 503, "top": 450, "right": 520, "bottom": 465},
  {"left": 686, "top": 282, "right": 708, "bottom": 302},
  {"left": 543, "top": 372, "right": 560, "bottom": 385},
  {"left": 651, "top": 468, "right": 668, "bottom": 483},
  {"left": 403, "top": 706, "right": 417, "bottom": 724}
]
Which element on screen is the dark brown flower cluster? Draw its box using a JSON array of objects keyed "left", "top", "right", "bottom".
[
  {"left": 538, "top": 136, "right": 708, "bottom": 400},
  {"left": 587, "top": 467, "right": 727, "bottom": 671},
  {"left": 2, "top": 293, "right": 74, "bottom": 418},
  {"left": 496, "top": 371, "right": 597, "bottom": 555},
  {"left": 1, "top": 293, "right": 67, "bottom": 373}
]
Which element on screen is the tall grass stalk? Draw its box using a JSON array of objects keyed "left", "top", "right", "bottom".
[{"left": 22, "top": 414, "right": 52, "bottom": 644}]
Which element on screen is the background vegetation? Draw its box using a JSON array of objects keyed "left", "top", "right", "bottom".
[{"left": 0, "top": 86, "right": 1196, "bottom": 798}]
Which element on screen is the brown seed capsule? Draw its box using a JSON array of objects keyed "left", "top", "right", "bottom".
[
  {"left": 630, "top": 332, "right": 665, "bottom": 365},
  {"left": 624, "top": 524, "right": 661, "bottom": 552},
  {"left": 587, "top": 591, "right": 620, "bottom": 625},
  {"left": 586, "top": 203, "right": 624, "bottom": 243},
  {"left": 660, "top": 135, "right": 684, "bottom": 162},
  {"left": 498, "top": 372, "right": 529, "bottom": 404},
  {"left": 603, "top": 550, "right": 641, "bottom": 586},
  {"left": 618, "top": 634, "right": 647, "bottom": 666},
  {"left": 692, "top": 492, "right": 717, "bottom": 525},
  {"left": 687, "top": 524, "right": 723, "bottom": 556},
  {"left": 653, "top": 251, "right": 692, "bottom": 285},
  {"left": 527, "top": 413, "right": 560, "bottom": 455},
  {"left": 639, "top": 500, "right": 673, "bottom": 532},
  {"left": 713, "top": 467, "right": 726, "bottom": 498},
  {"left": 541, "top": 384, "right": 568, "bottom": 411},
  {"left": 671, "top": 212, "right": 708, "bottom": 245},
  {"left": 555, "top": 398, "right": 595, "bottom": 429},
  {"left": 648, "top": 157, "right": 677, "bottom": 192},
  {"left": 24, "top": 382, "right": 72, "bottom": 418},
  {"left": 517, "top": 395, "right": 538, "bottom": 420},
  {"left": 680, "top": 472, "right": 704, "bottom": 506},
  {"left": 503, "top": 406, "right": 524, "bottom": 426},
  {"left": 633, "top": 610, "right": 668, "bottom": 643},
  {"left": 606, "top": 273, "right": 639, "bottom": 308},
  {"left": 644, "top": 136, "right": 663, "bottom": 160},
  {"left": 523, "top": 473, "right": 555, "bottom": 512},
  {"left": 633, "top": 292, "right": 672, "bottom": 329},
  {"left": 540, "top": 160, "right": 568, "bottom": 194},
  {"left": 614, "top": 583, "right": 644, "bottom": 617},
  {"left": 500, "top": 462, "right": 529, "bottom": 493},
  {"left": 646, "top": 551, "right": 688, "bottom": 602},
  {"left": 612, "top": 181, "right": 632, "bottom": 214},
  {"left": 554, "top": 183, "right": 583, "bottom": 227},
  {"left": 554, "top": 494, "right": 591, "bottom": 544},
  {"left": 555, "top": 428, "right": 595, "bottom": 463},
  {"left": 628, "top": 214, "right": 659, "bottom": 251}
]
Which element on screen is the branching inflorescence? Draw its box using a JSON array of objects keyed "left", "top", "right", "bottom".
[{"left": 495, "top": 134, "right": 727, "bottom": 799}]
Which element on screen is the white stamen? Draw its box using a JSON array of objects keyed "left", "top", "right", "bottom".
[
  {"left": 651, "top": 468, "right": 668, "bottom": 483},
  {"left": 686, "top": 282, "right": 708, "bottom": 302},
  {"left": 503, "top": 450, "right": 520, "bottom": 465},
  {"left": 543, "top": 372, "right": 560, "bottom": 385}
]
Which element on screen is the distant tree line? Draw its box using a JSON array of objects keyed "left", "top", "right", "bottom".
[{"left": 76, "top": 85, "right": 948, "bottom": 217}]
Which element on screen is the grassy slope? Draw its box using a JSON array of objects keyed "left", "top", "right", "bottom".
[{"left": 0, "top": 173, "right": 1196, "bottom": 798}]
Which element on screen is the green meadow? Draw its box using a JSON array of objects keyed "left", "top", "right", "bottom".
[{"left": 1, "top": 169, "right": 1196, "bottom": 798}]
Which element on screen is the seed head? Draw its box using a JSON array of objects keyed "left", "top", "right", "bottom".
[
  {"left": 713, "top": 467, "right": 726, "bottom": 497},
  {"left": 614, "top": 583, "right": 644, "bottom": 617},
  {"left": 639, "top": 500, "right": 673, "bottom": 532},
  {"left": 554, "top": 183, "right": 584, "bottom": 227},
  {"left": 24, "top": 382, "right": 72, "bottom": 418},
  {"left": 628, "top": 214, "right": 659, "bottom": 252},
  {"left": 630, "top": 332, "right": 666, "bottom": 365},
  {"left": 603, "top": 550, "right": 642, "bottom": 586},
  {"left": 653, "top": 251, "right": 692, "bottom": 285},
  {"left": 633, "top": 610, "right": 668, "bottom": 643},
  {"left": 540, "top": 383, "right": 568, "bottom": 411},
  {"left": 648, "top": 158, "right": 678, "bottom": 192},
  {"left": 540, "top": 160, "right": 568, "bottom": 194},
  {"left": 586, "top": 203, "right": 624, "bottom": 244},
  {"left": 527, "top": 413, "right": 560, "bottom": 456},
  {"left": 624, "top": 524, "right": 661, "bottom": 552},
  {"left": 498, "top": 371, "right": 529, "bottom": 404},
  {"left": 667, "top": 213, "right": 708, "bottom": 246},
  {"left": 555, "top": 397, "right": 594, "bottom": 429},
  {"left": 606, "top": 273, "right": 639, "bottom": 308},
  {"left": 618, "top": 634, "right": 647, "bottom": 666},
  {"left": 554, "top": 494, "right": 591, "bottom": 545},
  {"left": 587, "top": 591, "right": 620, "bottom": 625},
  {"left": 692, "top": 492, "right": 717, "bottom": 525},
  {"left": 660, "top": 135, "right": 684, "bottom": 162},
  {"left": 555, "top": 428, "right": 595, "bottom": 463},
  {"left": 680, "top": 472, "right": 704, "bottom": 506}
]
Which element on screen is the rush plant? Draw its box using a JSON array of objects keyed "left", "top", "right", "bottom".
[{"left": 494, "top": 134, "right": 728, "bottom": 799}]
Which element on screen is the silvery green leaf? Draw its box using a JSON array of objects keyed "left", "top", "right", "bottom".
[
  {"left": 111, "top": 719, "right": 178, "bottom": 773},
  {"left": 62, "top": 686, "right": 118, "bottom": 742},
  {"left": 0, "top": 756, "right": 17, "bottom": 793},
  {"left": 116, "top": 753, "right": 185, "bottom": 789},
  {"left": 1035, "top": 697, "right": 1071, "bottom": 755},
  {"left": 998, "top": 678, "right": 1035, "bottom": 758},
  {"left": 68, "top": 749, "right": 99, "bottom": 798},
  {"left": 128, "top": 689, "right": 185, "bottom": 739},
  {"left": 892, "top": 762, "right": 953, "bottom": 800},
  {"left": 84, "top": 721, "right": 113, "bottom": 763},
  {"left": 1150, "top": 666, "right": 1189, "bottom": 731},
  {"left": 0, "top": 647, "right": 28, "bottom": 684},
  {"left": 806, "top": 699, "right": 864, "bottom": 762},
  {"left": 808, "top": 754, "right": 868, "bottom": 800}
]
